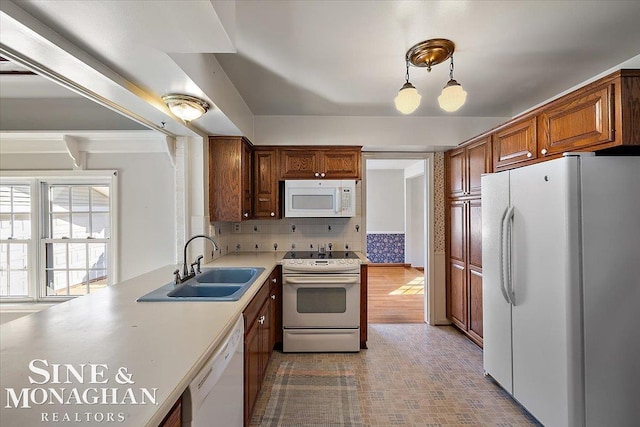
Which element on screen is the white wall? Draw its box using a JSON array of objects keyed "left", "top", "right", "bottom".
[
  {"left": 406, "top": 174, "right": 425, "bottom": 268},
  {"left": 0, "top": 151, "right": 176, "bottom": 283},
  {"left": 366, "top": 169, "right": 404, "bottom": 232},
  {"left": 254, "top": 115, "right": 508, "bottom": 150}
]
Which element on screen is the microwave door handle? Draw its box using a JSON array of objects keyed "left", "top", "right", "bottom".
[{"left": 335, "top": 188, "right": 341, "bottom": 213}]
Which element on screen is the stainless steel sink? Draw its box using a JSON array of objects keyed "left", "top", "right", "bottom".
[{"left": 137, "top": 267, "right": 265, "bottom": 302}]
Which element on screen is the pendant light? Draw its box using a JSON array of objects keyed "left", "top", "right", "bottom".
[
  {"left": 437, "top": 56, "right": 467, "bottom": 112},
  {"left": 394, "top": 38, "right": 467, "bottom": 114},
  {"left": 394, "top": 60, "right": 421, "bottom": 114}
]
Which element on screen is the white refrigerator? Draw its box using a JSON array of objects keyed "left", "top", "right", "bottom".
[{"left": 481, "top": 153, "right": 640, "bottom": 427}]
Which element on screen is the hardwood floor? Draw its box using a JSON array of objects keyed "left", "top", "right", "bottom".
[{"left": 367, "top": 265, "right": 425, "bottom": 323}]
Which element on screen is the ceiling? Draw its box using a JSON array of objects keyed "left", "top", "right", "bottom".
[{"left": 1, "top": 1, "right": 640, "bottom": 143}]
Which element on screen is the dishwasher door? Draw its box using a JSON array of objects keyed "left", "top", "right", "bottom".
[{"left": 184, "top": 314, "right": 244, "bottom": 427}]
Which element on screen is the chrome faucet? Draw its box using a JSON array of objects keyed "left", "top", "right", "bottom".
[{"left": 175, "top": 234, "right": 219, "bottom": 284}]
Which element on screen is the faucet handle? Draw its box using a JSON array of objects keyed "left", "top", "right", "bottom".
[
  {"left": 173, "top": 269, "right": 182, "bottom": 285},
  {"left": 194, "top": 255, "right": 204, "bottom": 274}
]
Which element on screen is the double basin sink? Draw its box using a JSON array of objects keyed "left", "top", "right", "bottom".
[{"left": 137, "top": 267, "right": 265, "bottom": 302}]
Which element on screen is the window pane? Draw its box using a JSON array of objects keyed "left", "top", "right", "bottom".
[
  {"left": 50, "top": 186, "right": 70, "bottom": 212},
  {"left": 0, "top": 243, "right": 7, "bottom": 269},
  {"left": 0, "top": 186, "right": 10, "bottom": 213},
  {"left": 45, "top": 270, "right": 69, "bottom": 296},
  {"left": 71, "top": 213, "right": 90, "bottom": 238},
  {"left": 92, "top": 187, "right": 110, "bottom": 212},
  {"left": 0, "top": 214, "right": 11, "bottom": 239},
  {"left": 51, "top": 213, "right": 71, "bottom": 238},
  {"left": 88, "top": 269, "right": 108, "bottom": 294},
  {"left": 68, "top": 270, "right": 87, "bottom": 291},
  {"left": 0, "top": 271, "right": 7, "bottom": 296},
  {"left": 48, "top": 243, "right": 68, "bottom": 269},
  {"left": 91, "top": 213, "right": 110, "bottom": 238},
  {"left": 8, "top": 244, "right": 28, "bottom": 269},
  {"left": 88, "top": 243, "right": 107, "bottom": 269},
  {"left": 68, "top": 243, "right": 87, "bottom": 270},
  {"left": 8, "top": 271, "right": 28, "bottom": 296},
  {"left": 12, "top": 187, "right": 31, "bottom": 213},
  {"left": 12, "top": 213, "right": 31, "bottom": 239},
  {"left": 72, "top": 187, "right": 90, "bottom": 212}
]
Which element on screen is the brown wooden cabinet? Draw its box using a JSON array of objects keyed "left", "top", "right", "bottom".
[
  {"left": 158, "top": 397, "right": 181, "bottom": 427},
  {"left": 280, "top": 146, "right": 361, "bottom": 180},
  {"left": 253, "top": 147, "right": 280, "bottom": 219},
  {"left": 493, "top": 117, "right": 537, "bottom": 170},
  {"left": 445, "top": 135, "right": 491, "bottom": 348},
  {"left": 243, "top": 267, "right": 280, "bottom": 426},
  {"left": 209, "top": 136, "right": 253, "bottom": 221}
]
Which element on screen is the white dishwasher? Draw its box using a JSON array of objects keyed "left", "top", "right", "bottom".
[{"left": 182, "top": 314, "right": 244, "bottom": 427}]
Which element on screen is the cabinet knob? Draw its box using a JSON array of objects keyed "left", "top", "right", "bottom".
[
  {"left": 271, "top": 294, "right": 276, "bottom": 300},
  {"left": 272, "top": 278, "right": 277, "bottom": 283},
  {"left": 526, "top": 152, "right": 533, "bottom": 158},
  {"left": 243, "top": 212, "right": 249, "bottom": 218},
  {"left": 314, "top": 172, "right": 320, "bottom": 177},
  {"left": 541, "top": 148, "right": 548, "bottom": 155},
  {"left": 258, "top": 315, "right": 265, "bottom": 325},
  {"left": 270, "top": 212, "right": 275, "bottom": 217},
  {"left": 320, "top": 172, "right": 326, "bottom": 178}
]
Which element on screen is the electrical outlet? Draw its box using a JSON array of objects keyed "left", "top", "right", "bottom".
[{"left": 233, "top": 223, "right": 241, "bottom": 233}]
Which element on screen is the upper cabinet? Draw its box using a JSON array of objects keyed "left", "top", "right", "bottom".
[
  {"left": 492, "top": 69, "right": 639, "bottom": 171},
  {"left": 493, "top": 117, "right": 537, "bottom": 170},
  {"left": 253, "top": 147, "right": 280, "bottom": 219},
  {"left": 280, "top": 147, "right": 361, "bottom": 180},
  {"left": 446, "top": 135, "right": 492, "bottom": 198},
  {"left": 209, "top": 136, "right": 253, "bottom": 221}
]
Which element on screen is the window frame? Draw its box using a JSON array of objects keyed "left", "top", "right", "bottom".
[{"left": 0, "top": 170, "right": 118, "bottom": 302}]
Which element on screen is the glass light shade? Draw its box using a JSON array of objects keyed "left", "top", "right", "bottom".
[
  {"left": 394, "top": 82, "right": 421, "bottom": 114},
  {"left": 437, "top": 80, "right": 467, "bottom": 112},
  {"left": 162, "top": 94, "right": 210, "bottom": 122}
]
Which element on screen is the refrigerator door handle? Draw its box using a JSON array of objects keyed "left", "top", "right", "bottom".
[
  {"left": 499, "top": 206, "right": 514, "bottom": 305},
  {"left": 504, "top": 206, "right": 516, "bottom": 305}
]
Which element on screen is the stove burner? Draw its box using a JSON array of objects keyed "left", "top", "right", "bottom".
[{"left": 283, "top": 250, "right": 355, "bottom": 260}]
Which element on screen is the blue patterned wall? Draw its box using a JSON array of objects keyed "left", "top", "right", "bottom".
[{"left": 366, "top": 233, "right": 405, "bottom": 263}]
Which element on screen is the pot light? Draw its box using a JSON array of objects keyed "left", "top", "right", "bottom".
[
  {"left": 162, "top": 94, "right": 210, "bottom": 122},
  {"left": 395, "top": 38, "right": 467, "bottom": 114}
]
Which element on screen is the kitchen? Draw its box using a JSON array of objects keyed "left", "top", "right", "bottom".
[{"left": 1, "top": 1, "right": 640, "bottom": 426}]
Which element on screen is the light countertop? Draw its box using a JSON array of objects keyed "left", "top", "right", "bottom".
[
  {"left": 0, "top": 252, "right": 285, "bottom": 427},
  {"left": 0, "top": 250, "right": 368, "bottom": 426}
]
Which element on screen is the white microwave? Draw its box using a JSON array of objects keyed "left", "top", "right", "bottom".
[{"left": 284, "top": 180, "right": 356, "bottom": 218}]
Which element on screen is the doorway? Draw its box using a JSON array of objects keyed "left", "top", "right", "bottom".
[{"left": 361, "top": 153, "right": 435, "bottom": 324}]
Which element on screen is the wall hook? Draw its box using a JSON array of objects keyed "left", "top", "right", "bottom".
[
  {"left": 355, "top": 224, "right": 360, "bottom": 232},
  {"left": 291, "top": 224, "right": 296, "bottom": 232},
  {"left": 328, "top": 225, "right": 332, "bottom": 231}
]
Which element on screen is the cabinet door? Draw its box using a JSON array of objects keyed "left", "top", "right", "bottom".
[
  {"left": 446, "top": 148, "right": 466, "bottom": 197},
  {"left": 538, "top": 83, "right": 614, "bottom": 157},
  {"left": 493, "top": 117, "right": 537, "bottom": 170},
  {"left": 244, "top": 322, "right": 261, "bottom": 425},
  {"left": 259, "top": 301, "right": 271, "bottom": 383},
  {"left": 468, "top": 200, "right": 483, "bottom": 342},
  {"left": 209, "top": 136, "right": 253, "bottom": 221},
  {"left": 448, "top": 200, "right": 467, "bottom": 329},
  {"left": 467, "top": 137, "right": 492, "bottom": 196},
  {"left": 321, "top": 149, "right": 361, "bottom": 179},
  {"left": 280, "top": 149, "right": 320, "bottom": 179},
  {"left": 253, "top": 148, "right": 280, "bottom": 219}
]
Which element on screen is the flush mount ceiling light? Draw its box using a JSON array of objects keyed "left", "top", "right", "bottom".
[
  {"left": 395, "top": 38, "right": 467, "bottom": 114},
  {"left": 161, "top": 94, "right": 210, "bottom": 122}
]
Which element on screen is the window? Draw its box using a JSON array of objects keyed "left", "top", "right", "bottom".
[{"left": 0, "top": 172, "right": 117, "bottom": 301}]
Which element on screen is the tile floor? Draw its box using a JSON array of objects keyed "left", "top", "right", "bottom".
[{"left": 251, "top": 323, "right": 540, "bottom": 426}]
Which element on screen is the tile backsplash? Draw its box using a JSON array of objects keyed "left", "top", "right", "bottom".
[{"left": 211, "top": 216, "right": 363, "bottom": 256}]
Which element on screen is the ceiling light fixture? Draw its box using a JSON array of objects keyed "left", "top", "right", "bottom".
[
  {"left": 161, "top": 94, "right": 210, "bottom": 122},
  {"left": 395, "top": 38, "right": 467, "bottom": 114}
]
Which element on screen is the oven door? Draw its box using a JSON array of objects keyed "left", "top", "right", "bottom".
[{"left": 282, "top": 274, "right": 360, "bottom": 328}]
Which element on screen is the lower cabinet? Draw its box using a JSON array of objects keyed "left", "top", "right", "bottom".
[
  {"left": 244, "top": 267, "right": 281, "bottom": 426},
  {"left": 158, "top": 398, "right": 181, "bottom": 427}
]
